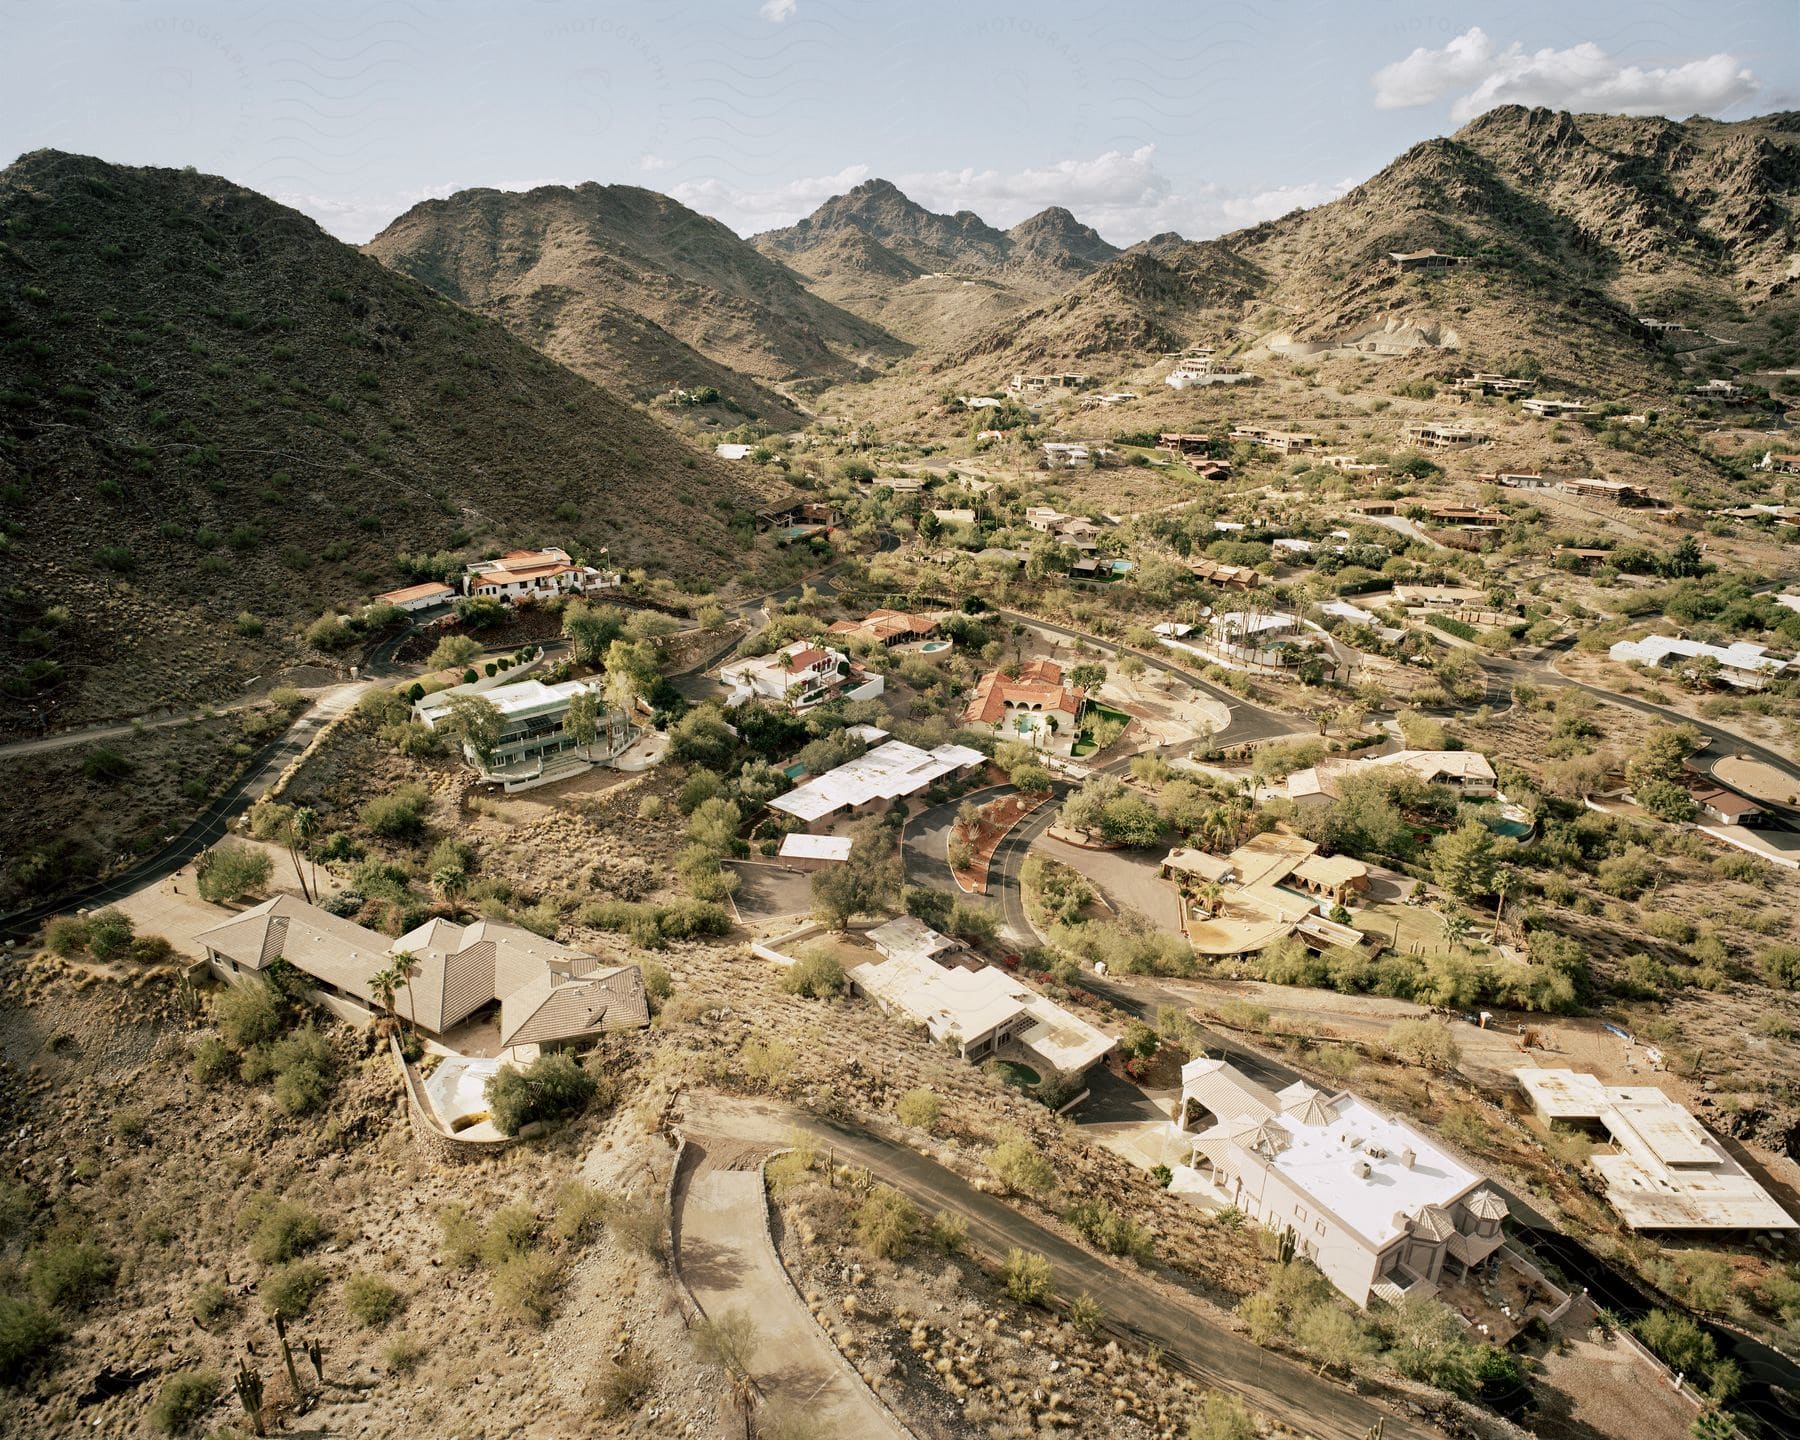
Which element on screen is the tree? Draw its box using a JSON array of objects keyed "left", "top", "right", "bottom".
[
  {"left": 1431, "top": 821, "right": 1498, "bottom": 903},
  {"left": 989, "top": 1133, "right": 1056, "bottom": 1197},
  {"left": 391, "top": 951, "right": 421, "bottom": 1030},
  {"left": 692, "top": 1307, "right": 759, "bottom": 1379},
  {"left": 484, "top": 1052, "right": 600, "bottom": 1135},
  {"left": 1665, "top": 534, "right": 1706, "bottom": 578},
  {"left": 810, "top": 829, "right": 899, "bottom": 929},
  {"left": 1069, "top": 662, "right": 1107, "bottom": 693},
  {"left": 291, "top": 806, "right": 320, "bottom": 903},
  {"left": 441, "top": 694, "right": 504, "bottom": 768},
  {"left": 1385, "top": 1017, "right": 1461, "bottom": 1071},
  {"left": 564, "top": 690, "right": 601, "bottom": 754},
  {"left": 561, "top": 599, "right": 623, "bottom": 665},
  {"left": 426, "top": 633, "right": 482, "bottom": 671},
  {"left": 195, "top": 844, "right": 273, "bottom": 904},
  {"left": 916, "top": 509, "right": 942, "bottom": 547},
  {"left": 1293, "top": 1303, "right": 1376, "bottom": 1378},
  {"left": 602, "top": 638, "right": 661, "bottom": 717}
]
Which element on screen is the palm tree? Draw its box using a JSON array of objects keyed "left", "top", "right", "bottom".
[
  {"left": 291, "top": 807, "right": 319, "bottom": 903},
  {"left": 369, "top": 963, "right": 399, "bottom": 1027},
  {"left": 432, "top": 866, "right": 467, "bottom": 908},
  {"left": 391, "top": 951, "right": 422, "bottom": 1033}
]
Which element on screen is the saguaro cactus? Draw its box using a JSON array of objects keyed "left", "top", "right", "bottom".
[{"left": 234, "top": 1360, "right": 266, "bottom": 1437}]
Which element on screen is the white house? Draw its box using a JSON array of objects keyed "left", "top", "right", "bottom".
[
  {"left": 415, "top": 677, "right": 632, "bottom": 789},
  {"left": 1042, "top": 442, "right": 1098, "bottom": 468},
  {"left": 462, "top": 548, "right": 619, "bottom": 604},
  {"left": 769, "top": 739, "right": 985, "bottom": 829},
  {"left": 715, "top": 443, "right": 754, "bottom": 460},
  {"left": 1176, "top": 1060, "right": 1510, "bottom": 1306},
  {"left": 1287, "top": 748, "right": 1498, "bottom": 805},
  {"left": 375, "top": 581, "right": 455, "bottom": 613},
  {"left": 718, "top": 640, "right": 883, "bottom": 710},
  {"left": 1519, "top": 398, "right": 1587, "bottom": 418},
  {"left": 851, "top": 919, "right": 1113, "bottom": 1075},
  {"left": 1609, "top": 635, "right": 1795, "bottom": 691}
]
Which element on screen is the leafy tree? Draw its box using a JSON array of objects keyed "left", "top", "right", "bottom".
[
  {"left": 484, "top": 1053, "right": 600, "bottom": 1136},
  {"left": 565, "top": 690, "right": 601, "bottom": 752},
  {"left": 1068, "top": 662, "right": 1107, "bottom": 693},
  {"left": 602, "top": 638, "right": 661, "bottom": 717},
  {"left": 440, "top": 694, "right": 504, "bottom": 769},
  {"left": 1294, "top": 1302, "right": 1376, "bottom": 1378},
  {"left": 1385, "top": 1017, "right": 1461, "bottom": 1070},
  {"left": 195, "top": 843, "right": 273, "bottom": 904},
  {"left": 667, "top": 706, "right": 737, "bottom": 769},
  {"left": 1431, "top": 821, "right": 1497, "bottom": 903},
  {"left": 562, "top": 599, "right": 623, "bottom": 665},
  {"left": 810, "top": 829, "right": 899, "bottom": 929},
  {"left": 427, "top": 633, "right": 483, "bottom": 671},
  {"left": 1626, "top": 726, "right": 1699, "bottom": 792}
]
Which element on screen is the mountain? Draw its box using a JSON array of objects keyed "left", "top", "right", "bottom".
[
  {"left": 0, "top": 152, "right": 782, "bottom": 736},
  {"left": 756, "top": 180, "right": 1121, "bottom": 348},
  {"left": 366, "top": 182, "right": 905, "bottom": 427},
  {"left": 936, "top": 108, "right": 1800, "bottom": 385}
]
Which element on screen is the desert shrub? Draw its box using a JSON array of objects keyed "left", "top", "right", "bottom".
[
  {"left": 261, "top": 1261, "right": 327, "bottom": 1319},
  {"left": 1384, "top": 1017, "right": 1461, "bottom": 1070},
  {"left": 190, "top": 1282, "right": 235, "bottom": 1328},
  {"left": 148, "top": 1368, "right": 220, "bottom": 1435},
  {"left": 381, "top": 1334, "right": 426, "bottom": 1375},
  {"left": 84, "top": 908, "right": 135, "bottom": 960},
  {"left": 853, "top": 1184, "right": 920, "bottom": 1259},
  {"left": 43, "top": 915, "right": 89, "bottom": 956},
  {"left": 188, "top": 1037, "right": 232, "bottom": 1086},
  {"left": 28, "top": 1237, "right": 116, "bottom": 1312},
  {"left": 485, "top": 1052, "right": 600, "bottom": 1136},
  {"left": 1186, "top": 1390, "right": 1256, "bottom": 1440},
  {"left": 268, "top": 1026, "right": 335, "bottom": 1114},
  {"left": 692, "top": 1308, "right": 759, "bottom": 1377},
  {"left": 194, "top": 842, "right": 272, "bottom": 902},
  {"left": 548, "top": 1181, "right": 611, "bottom": 1246},
  {"left": 605, "top": 1194, "right": 666, "bottom": 1257},
  {"left": 989, "top": 1133, "right": 1057, "bottom": 1198},
  {"left": 1065, "top": 1199, "right": 1155, "bottom": 1263},
  {"left": 0, "top": 1296, "right": 62, "bottom": 1382},
  {"left": 896, "top": 1087, "right": 940, "bottom": 1132},
  {"left": 490, "top": 1250, "right": 561, "bottom": 1327},
  {"left": 1755, "top": 945, "right": 1800, "bottom": 990},
  {"left": 1003, "top": 1248, "right": 1054, "bottom": 1305},
  {"left": 213, "top": 981, "right": 283, "bottom": 1051},
  {"left": 247, "top": 1199, "right": 325, "bottom": 1264},
  {"left": 437, "top": 1204, "right": 483, "bottom": 1269},
  {"left": 481, "top": 1203, "right": 540, "bottom": 1267},
  {"left": 927, "top": 1210, "right": 967, "bottom": 1255},
  {"left": 594, "top": 1350, "right": 656, "bottom": 1415},
  {"left": 739, "top": 1036, "right": 796, "bottom": 1091},
  {"left": 781, "top": 947, "right": 844, "bottom": 998},
  {"left": 344, "top": 1273, "right": 404, "bottom": 1328},
  {"left": 642, "top": 962, "right": 674, "bottom": 1004},
  {"left": 360, "top": 785, "right": 429, "bottom": 839}
]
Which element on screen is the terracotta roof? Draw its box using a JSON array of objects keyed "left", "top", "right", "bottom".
[
  {"left": 376, "top": 582, "right": 454, "bottom": 605},
  {"left": 961, "top": 661, "right": 1084, "bottom": 727}
]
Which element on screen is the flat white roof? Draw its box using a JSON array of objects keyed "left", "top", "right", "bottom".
[
  {"left": 1610, "top": 635, "right": 1792, "bottom": 676},
  {"left": 1516, "top": 1068, "right": 1796, "bottom": 1231},
  {"left": 416, "top": 677, "right": 598, "bottom": 726},
  {"left": 778, "top": 833, "right": 852, "bottom": 862},
  {"left": 771, "top": 740, "right": 986, "bottom": 822}
]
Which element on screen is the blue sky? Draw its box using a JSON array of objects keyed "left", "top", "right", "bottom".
[{"left": 3, "top": 1, "right": 1794, "bottom": 244}]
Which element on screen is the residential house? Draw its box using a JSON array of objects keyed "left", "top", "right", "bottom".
[
  {"left": 931, "top": 507, "right": 978, "bottom": 526},
  {"left": 1608, "top": 635, "right": 1796, "bottom": 692},
  {"left": 1404, "top": 422, "right": 1486, "bottom": 450},
  {"left": 962, "top": 659, "right": 1086, "bottom": 754},
  {"left": 1757, "top": 451, "right": 1800, "bottom": 475},
  {"left": 714, "top": 442, "right": 754, "bottom": 460},
  {"left": 1024, "top": 505, "right": 1075, "bottom": 532},
  {"left": 1555, "top": 547, "right": 1612, "bottom": 574},
  {"left": 1231, "top": 426, "right": 1317, "bottom": 454},
  {"left": 1484, "top": 470, "right": 1551, "bottom": 489},
  {"left": 1681, "top": 773, "right": 1765, "bottom": 828},
  {"left": 1166, "top": 361, "right": 1256, "bottom": 389},
  {"left": 776, "top": 833, "right": 853, "bottom": 870},
  {"left": 1426, "top": 506, "right": 1505, "bottom": 529},
  {"left": 196, "top": 896, "right": 648, "bottom": 1059},
  {"left": 1392, "top": 583, "right": 1487, "bottom": 610},
  {"left": 1043, "top": 442, "right": 1106, "bottom": 468},
  {"left": 1388, "top": 250, "right": 1467, "bottom": 271},
  {"left": 769, "top": 739, "right": 985, "bottom": 830},
  {"left": 826, "top": 608, "right": 945, "bottom": 647},
  {"left": 1010, "top": 372, "right": 1092, "bottom": 392},
  {"left": 1320, "top": 455, "right": 1389, "bottom": 477},
  {"left": 1287, "top": 748, "right": 1498, "bottom": 806},
  {"left": 1212, "top": 611, "right": 1300, "bottom": 647},
  {"left": 375, "top": 581, "right": 455, "bottom": 613},
  {"left": 1515, "top": 1069, "right": 1796, "bottom": 1232},
  {"left": 1187, "top": 557, "right": 1262, "bottom": 590},
  {"left": 1561, "top": 477, "right": 1651, "bottom": 505},
  {"left": 462, "top": 548, "right": 619, "bottom": 605},
  {"left": 719, "top": 640, "right": 883, "bottom": 710},
  {"left": 1158, "top": 433, "right": 1219, "bottom": 457},
  {"left": 1178, "top": 1060, "right": 1511, "bottom": 1306},
  {"left": 1451, "top": 373, "right": 1534, "bottom": 396},
  {"left": 1518, "top": 397, "right": 1587, "bottom": 418},
  {"left": 1691, "top": 378, "right": 1748, "bottom": 402},
  {"left": 1638, "top": 317, "right": 1685, "bottom": 332},
  {"left": 415, "top": 678, "right": 632, "bottom": 789},
  {"left": 1161, "top": 831, "right": 1370, "bottom": 958},
  {"left": 1085, "top": 390, "right": 1140, "bottom": 407},
  {"left": 850, "top": 919, "right": 1114, "bottom": 1074},
  {"left": 758, "top": 499, "right": 841, "bottom": 531}
]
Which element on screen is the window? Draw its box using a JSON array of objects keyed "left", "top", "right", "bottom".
[
  {"left": 1315, "top": 1220, "right": 1325, "bottom": 1236},
  {"left": 1294, "top": 1205, "right": 1308, "bottom": 1224}
]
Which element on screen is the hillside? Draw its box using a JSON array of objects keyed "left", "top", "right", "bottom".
[
  {"left": 0, "top": 152, "right": 782, "bottom": 736},
  {"left": 366, "top": 183, "right": 904, "bottom": 426},
  {"left": 755, "top": 180, "right": 1122, "bottom": 348},
  {"left": 923, "top": 108, "right": 1800, "bottom": 390}
]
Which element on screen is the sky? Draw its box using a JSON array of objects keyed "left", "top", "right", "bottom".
[{"left": 2, "top": 1, "right": 1794, "bottom": 246}]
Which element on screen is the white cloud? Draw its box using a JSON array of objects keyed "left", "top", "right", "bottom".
[
  {"left": 1374, "top": 28, "right": 1758, "bottom": 121},
  {"left": 669, "top": 147, "right": 1359, "bottom": 245},
  {"left": 758, "top": 0, "right": 796, "bottom": 22},
  {"left": 638, "top": 153, "right": 671, "bottom": 173}
]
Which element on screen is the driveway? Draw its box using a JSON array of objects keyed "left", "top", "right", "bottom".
[
  {"left": 695, "top": 1095, "right": 1437, "bottom": 1440},
  {"left": 1033, "top": 834, "right": 1186, "bottom": 936},
  {"left": 671, "top": 1135, "right": 910, "bottom": 1440},
  {"left": 726, "top": 862, "right": 816, "bottom": 925}
]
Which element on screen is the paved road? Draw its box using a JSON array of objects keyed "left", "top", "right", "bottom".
[
  {"left": 671, "top": 1134, "right": 909, "bottom": 1439},
  {"left": 701, "top": 1096, "right": 1439, "bottom": 1440}
]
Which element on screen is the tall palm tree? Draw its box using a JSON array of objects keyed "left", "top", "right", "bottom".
[
  {"left": 391, "top": 951, "right": 422, "bottom": 1034},
  {"left": 291, "top": 807, "right": 319, "bottom": 903}
]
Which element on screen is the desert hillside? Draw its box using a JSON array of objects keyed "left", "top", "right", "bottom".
[{"left": 0, "top": 151, "right": 781, "bottom": 735}]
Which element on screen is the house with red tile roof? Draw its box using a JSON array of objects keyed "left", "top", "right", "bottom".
[
  {"left": 461, "top": 547, "right": 620, "bottom": 604},
  {"left": 718, "top": 639, "right": 885, "bottom": 710},
  {"left": 961, "top": 659, "right": 1086, "bottom": 754},
  {"left": 826, "top": 608, "right": 947, "bottom": 647}
]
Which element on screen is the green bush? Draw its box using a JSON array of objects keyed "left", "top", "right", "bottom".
[
  {"left": 268, "top": 1026, "right": 335, "bottom": 1114},
  {"left": 247, "top": 1199, "right": 325, "bottom": 1265},
  {"left": 359, "top": 785, "right": 429, "bottom": 839},
  {"left": 484, "top": 1052, "right": 600, "bottom": 1136},
  {"left": 82, "top": 908, "right": 135, "bottom": 961},
  {"left": 190, "top": 1281, "right": 236, "bottom": 1328},
  {"left": 261, "top": 1261, "right": 327, "bottom": 1319},
  {"left": 896, "top": 1088, "right": 940, "bottom": 1132},
  {"left": 381, "top": 1333, "right": 427, "bottom": 1375},
  {"left": 853, "top": 1185, "right": 919, "bottom": 1260},
  {"left": 344, "top": 1273, "right": 404, "bottom": 1328},
  {"left": 148, "top": 1367, "right": 220, "bottom": 1435},
  {"left": 437, "top": 1204, "right": 484, "bottom": 1269},
  {"left": 213, "top": 981, "right": 283, "bottom": 1051},
  {"left": 0, "top": 1295, "right": 62, "bottom": 1382},
  {"left": 191, "top": 1036, "right": 233, "bottom": 1085},
  {"left": 1003, "top": 1248, "right": 1054, "bottom": 1305},
  {"left": 195, "top": 843, "right": 273, "bottom": 903},
  {"left": 781, "top": 948, "right": 844, "bottom": 999},
  {"left": 28, "top": 1237, "right": 116, "bottom": 1312},
  {"left": 43, "top": 915, "right": 88, "bottom": 957}
]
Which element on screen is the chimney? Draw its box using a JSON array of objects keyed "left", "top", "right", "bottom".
[
  {"left": 1351, "top": 1159, "right": 1372, "bottom": 1180},
  {"left": 1399, "top": 1147, "right": 1416, "bottom": 1170}
]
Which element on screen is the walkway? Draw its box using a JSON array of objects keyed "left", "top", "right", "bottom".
[{"left": 671, "top": 1134, "right": 911, "bottom": 1440}]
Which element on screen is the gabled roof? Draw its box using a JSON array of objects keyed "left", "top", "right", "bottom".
[
  {"left": 499, "top": 966, "right": 648, "bottom": 1047},
  {"left": 961, "top": 660, "right": 1084, "bottom": 726}
]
